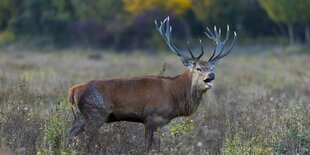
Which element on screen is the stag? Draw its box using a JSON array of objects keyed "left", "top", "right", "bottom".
[{"left": 66, "top": 16, "right": 237, "bottom": 152}]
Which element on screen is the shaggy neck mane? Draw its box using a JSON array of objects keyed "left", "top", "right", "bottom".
[{"left": 169, "top": 70, "right": 205, "bottom": 116}]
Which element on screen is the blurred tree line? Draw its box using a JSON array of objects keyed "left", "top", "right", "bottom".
[{"left": 0, "top": 0, "right": 309, "bottom": 50}]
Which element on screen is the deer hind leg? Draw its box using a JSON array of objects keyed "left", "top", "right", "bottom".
[
  {"left": 65, "top": 105, "right": 86, "bottom": 148},
  {"left": 79, "top": 84, "right": 111, "bottom": 151},
  {"left": 65, "top": 114, "right": 85, "bottom": 147},
  {"left": 70, "top": 116, "right": 85, "bottom": 135},
  {"left": 84, "top": 107, "right": 110, "bottom": 152}
]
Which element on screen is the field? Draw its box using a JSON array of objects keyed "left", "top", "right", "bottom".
[{"left": 0, "top": 46, "right": 309, "bottom": 154}]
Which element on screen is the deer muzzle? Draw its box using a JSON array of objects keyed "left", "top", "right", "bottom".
[{"left": 204, "top": 73, "right": 215, "bottom": 88}]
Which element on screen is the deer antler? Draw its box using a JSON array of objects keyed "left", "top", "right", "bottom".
[
  {"left": 205, "top": 25, "right": 237, "bottom": 67},
  {"left": 155, "top": 17, "right": 204, "bottom": 63}
]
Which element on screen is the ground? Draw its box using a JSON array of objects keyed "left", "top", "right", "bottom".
[{"left": 0, "top": 46, "right": 309, "bottom": 154}]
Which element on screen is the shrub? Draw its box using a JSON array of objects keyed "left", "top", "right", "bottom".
[
  {"left": 38, "top": 100, "right": 74, "bottom": 155},
  {"left": 0, "top": 30, "right": 15, "bottom": 45}
]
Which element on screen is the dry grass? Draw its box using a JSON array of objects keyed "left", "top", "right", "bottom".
[{"left": 0, "top": 46, "right": 309, "bottom": 154}]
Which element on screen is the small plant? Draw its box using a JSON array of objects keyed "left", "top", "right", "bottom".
[
  {"left": 158, "top": 63, "right": 167, "bottom": 76},
  {"left": 222, "top": 132, "right": 273, "bottom": 155},
  {"left": 159, "top": 118, "right": 197, "bottom": 153},
  {"left": 273, "top": 130, "right": 310, "bottom": 155},
  {"left": 169, "top": 119, "right": 197, "bottom": 139},
  {"left": 38, "top": 100, "right": 74, "bottom": 155}
]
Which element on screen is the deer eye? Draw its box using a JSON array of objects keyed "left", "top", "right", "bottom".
[{"left": 196, "top": 68, "right": 202, "bottom": 72}]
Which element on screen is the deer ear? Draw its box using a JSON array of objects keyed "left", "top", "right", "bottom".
[{"left": 181, "top": 58, "right": 195, "bottom": 68}]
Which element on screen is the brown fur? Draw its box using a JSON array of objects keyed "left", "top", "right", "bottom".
[{"left": 66, "top": 68, "right": 213, "bottom": 152}]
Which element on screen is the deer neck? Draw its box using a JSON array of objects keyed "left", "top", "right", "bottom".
[{"left": 169, "top": 69, "right": 206, "bottom": 116}]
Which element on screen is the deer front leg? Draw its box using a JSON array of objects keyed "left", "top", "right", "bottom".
[
  {"left": 156, "top": 129, "right": 161, "bottom": 152},
  {"left": 144, "top": 123, "right": 156, "bottom": 152}
]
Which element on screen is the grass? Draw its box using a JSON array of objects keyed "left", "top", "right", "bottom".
[{"left": 0, "top": 46, "right": 309, "bottom": 154}]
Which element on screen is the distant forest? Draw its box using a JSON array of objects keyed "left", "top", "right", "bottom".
[{"left": 0, "top": 0, "right": 309, "bottom": 50}]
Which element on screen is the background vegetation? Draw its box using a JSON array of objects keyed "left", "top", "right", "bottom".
[
  {"left": 0, "top": 47, "right": 309, "bottom": 154},
  {"left": 0, "top": 0, "right": 309, "bottom": 154},
  {"left": 0, "top": 0, "right": 309, "bottom": 50}
]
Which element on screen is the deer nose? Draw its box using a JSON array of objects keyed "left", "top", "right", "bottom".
[{"left": 208, "top": 73, "right": 215, "bottom": 80}]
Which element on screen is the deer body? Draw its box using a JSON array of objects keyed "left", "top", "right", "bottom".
[
  {"left": 66, "top": 16, "right": 236, "bottom": 152},
  {"left": 67, "top": 70, "right": 207, "bottom": 150},
  {"left": 69, "top": 70, "right": 204, "bottom": 123}
]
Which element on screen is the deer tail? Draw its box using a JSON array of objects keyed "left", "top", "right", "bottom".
[{"left": 68, "top": 88, "right": 80, "bottom": 122}]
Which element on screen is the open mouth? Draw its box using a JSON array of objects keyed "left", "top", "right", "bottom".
[{"left": 204, "top": 78, "right": 214, "bottom": 88}]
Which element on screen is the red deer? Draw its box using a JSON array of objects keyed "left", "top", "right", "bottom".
[{"left": 66, "top": 16, "right": 237, "bottom": 152}]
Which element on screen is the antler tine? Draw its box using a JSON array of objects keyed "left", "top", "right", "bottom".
[
  {"left": 210, "top": 27, "right": 227, "bottom": 61},
  {"left": 206, "top": 26, "right": 224, "bottom": 60},
  {"left": 155, "top": 17, "right": 188, "bottom": 60},
  {"left": 218, "top": 28, "right": 221, "bottom": 40},
  {"left": 211, "top": 31, "right": 237, "bottom": 63},
  {"left": 214, "top": 26, "right": 217, "bottom": 38},
  {"left": 156, "top": 16, "right": 206, "bottom": 63},
  {"left": 208, "top": 49, "right": 216, "bottom": 62},
  {"left": 214, "top": 26, "right": 221, "bottom": 40},
  {"left": 204, "top": 27, "right": 215, "bottom": 39},
  {"left": 187, "top": 39, "right": 204, "bottom": 61},
  {"left": 223, "top": 25, "right": 230, "bottom": 43},
  {"left": 187, "top": 41, "right": 195, "bottom": 59},
  {"left": 197, "top": 39, "right": 204, "bottom": 60},
  {"left": 205, "top": 26, "right": 216, "bottom": 61},
  {"left": 207, "top": 25, "right": 237, "bottom": 66}
]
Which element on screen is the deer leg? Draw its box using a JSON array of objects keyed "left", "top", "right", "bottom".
[
  {"left": 69, "top": 118, "right": 85, "bottom": 136},
  {"left": 85, "top": 108, "right": 107, "bottom": 152},
  {"left": 144, "top": 123, "right": 156, "bottom": 152},
  {"left": 156, "top": 129, "right": 161, "bottom": 152},
  {"left": 65, "top": 113, "right": 85, "bottom": 148}
]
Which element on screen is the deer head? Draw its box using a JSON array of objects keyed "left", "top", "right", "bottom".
[{"left": 155, "top": 16, "right": 237, "bottom": 90}]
